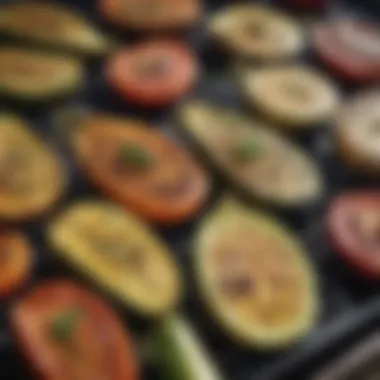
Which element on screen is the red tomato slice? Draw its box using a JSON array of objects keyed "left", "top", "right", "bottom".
[
  {"left": 72, "top": 114, "right": 210, "bottom": 224},
  {"left": 0, "top": 231, "right": 33, "bottom": 298},
  {"left": 314, "top": 20, "right": 380, "bottom": 83},
  {"left": 11, "top": 280, "right": 139, "bottom": 380},
  {"left": 326, "top": 192, "right": 380, "bottom": 280},
  {"left": 106, "top": 40, "right": 199, "bottom": 107}
]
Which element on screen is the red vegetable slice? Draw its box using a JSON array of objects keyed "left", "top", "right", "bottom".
[
  {"left": 327, "top": 192, "right": 380, "bottom": 280},
  {"left": 11, "top": 280, "right": 139, "bottom": 380},
  {"left": 106, "top": 40, "right": 199, "bottom": 107},
  {"left": 0, "top": 232, "right": 33, "bottom": 298},
  {"left": 314, "top": 20, "right": 380, "bottom": 83}
]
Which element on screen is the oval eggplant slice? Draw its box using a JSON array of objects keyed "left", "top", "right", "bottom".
[
  {"left": 195, "top": 198, "right": 319, "bottom": 349},
  {"left": 11, "top": 280, "right": 139, "bottom": 380},
  {"left": 327, "top": 192, "right": 380, "bottom": 280},
  {"left": 0, "top": 114, "right": 66, "bottom": 221},
  {"left": 0, "top": 48, "right": 84, "bottom": 101},
  {"left": 69, "top": 113, "right": 209, "bottom": 224},
  {"left": 0, "top": 231, "right": 33, "bottom": 299},
  {"left": 0, "top": 2, "right": 115, "bottom": 56},
  {"left": 209, "top": 4, "right": 304, "bottom": 61},
  {"left": 240, "top": 65, "right": 340, "bottom": 130},
  {"left": 177, "top": 101, "right": 323, "bottom": 208},
  {"left": 99, "top": 0, "right": 202, "bottom": 31},
  {"left": 48, "top": 201, "right": 182, "bottom": 316},
  {"left": 335, "top": 91, "right": 380, "bottom": 175}
]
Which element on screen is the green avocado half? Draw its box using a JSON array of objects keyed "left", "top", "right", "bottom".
[
  {"left": 177, "top": 101, "right": 324, "bottom": 208},
  {"left": 194, "top": 197, "right": 319, "bottom": 350},
  {"left": 0, "top": 2, "right": 115, "bottom": 56}
]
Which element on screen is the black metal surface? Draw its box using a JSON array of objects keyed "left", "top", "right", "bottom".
[{"left": 0, "top": 0, "right": 379, "bottom": 379}]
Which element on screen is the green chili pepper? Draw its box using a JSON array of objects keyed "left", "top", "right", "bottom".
[
  {"left": 50, "top": 307, "right": 84, "bottom": 343},
  {"left": 118, "top": 144, "right": 153, "bottom": 169},
  {"left": 233, "top": 140, "right": 261, "bottom": 161}
]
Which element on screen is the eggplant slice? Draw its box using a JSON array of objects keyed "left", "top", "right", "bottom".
[
  {"left": 239, "top": 65, "right": 340, "bottom": 130},
  {"left": 209, "top": 4, "right": 304, "bottom": 61},
  {"left": 0, "top": 48, "right": 84, "bottom": 102},
  {"left": 0, "top": 114, "right": 66, "bottom": 221},
  {"left": 0, "top": 2, "right": 115, "bottom": 56},
  {"left": 335, "top": 90, "right": 380, "bottom": 175},
  {"left": 48, "top": 200, "right": 182, "bottom": 316},
  {"left": 194, "top": 197, "right": 319, "bottom": 349},
  {"left": 177, "top": 101, "right": 324, "bottom": 208}
]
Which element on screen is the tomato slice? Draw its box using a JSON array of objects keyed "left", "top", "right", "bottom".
[
  {"left": 314, "top": 20, "right": 380, "bottom": 83},
  {"left": 0, "top": 231, "right": 33, "bottom": 298},
  {"left": 11, "top": 280, "right": 139, "bottom": 380},
  {"left": 326, "top": 192, "right": 380, "bottom": 280},
  {"left": 72, "top": 114, "right": 210, "bottom": 224},
  {"left": 106, "top": 40, "right": 199, "bottom": 107}
]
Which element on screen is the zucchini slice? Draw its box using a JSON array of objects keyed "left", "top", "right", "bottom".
[
  {"left": 177, "top": 101, "right": 324, "bottom": 208},
  {"left": 48, "top": 200, "right": 182, "bottom": 316},
  {"left": 195, "top": 198, "right": 319, "bottom": 350},
  {"left": 0, "top": 114, "right": 66, "bottom": 221},
  {"left": 0, "top": 2, "right": 115, "bottom": 56},
  {"left": 0, "top": 47, "right": 84, "bottom": 101}
]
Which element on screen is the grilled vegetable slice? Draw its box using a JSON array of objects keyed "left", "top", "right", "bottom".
[
  {"left": 177, "top": 101, "right": 323, "bottom": 208},
  {"left": 68, "top": 113, "right": 209, "bottom": 224},
  {"left": 327, "top": 192, "right": 380, "bottom": 280},
  {"left": 0, "top": 232, "right": 33, "bottom": 298},
  {"left": 195, "top": 198, "right": 319, "bottom": 349},
  {"left": 240, "top": 65, "right": 340, "bottom": 130},
  {"left": 0, "top": 2, "right": 114, "bottom": 56},
  {"left": 0, "top": 48, "right": 83, "bottom": 101},
  {"left": 0, "top": 114, "right": 66, "bottom": 221},
  {"left": 11, "top": 280, "right": 139, "bottom": 380},
  {"left": 335, "top": 91, "right": 380, "bottom": 175},
  {"left": 48, "top": 201, "right": 182, "bottom": 316},
  {"left": 151, "top": 316, "right": 223, "bottom": 380},
  {"left": 99, "top": 0, "right": 202, "bottom": 31},
  {"left": 314, "top": 19, "right": 380, "bottom": 83},
  {"left": 106, "top": 40, "right": 199, "bottom": 107},
  {"left": 209, "top": 4, "right": 304, "bottom": 61}
]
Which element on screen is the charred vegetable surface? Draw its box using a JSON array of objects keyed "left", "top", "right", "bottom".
[
  {"left": 0, "top": 114, "right": 66, "bottom": 221},
  {"left": 0, "top": 48, "right": 83, "bottom": 101},
  {"left": 178, "top": 101, "right": 323, "bottom": 208},
  {"left": 0, "top": 2, "right": 114, "bottom": 56},
  {"left": 48, "top": 201, "right": 182, "bottom": 316},
  {"left": 195, "top": 198, "right": 319, "bottom": 349},
  {"left": 11, "top": 280, "right": 139, "bottom": 380}
]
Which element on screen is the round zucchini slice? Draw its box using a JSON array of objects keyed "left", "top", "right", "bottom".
[
  {"left": 195, "top": 198, "right": 319, "bottom": 349},
  {"left": 48, "top": 200, "right": 182, "bottom": 316},
  {"left": 209, "top": 4, "right": 304, "bottom": 61},
  {"left": 0, "top": 48, "right": 84, "bottom": 101},
  {"left": 0, "top": 114, "right": 66, "bottom": 221},
  {"left": 0, "top": 2, "right": 115, "bottom": 56},
  {"left": 334, "top": 90, "right": 380, "bottom": 175},
  {"left": 177, "top": 101, "right": 324, "bottom": 208},
  {"left": 240, "top": 65, "right": 340, "bottom": 130}
]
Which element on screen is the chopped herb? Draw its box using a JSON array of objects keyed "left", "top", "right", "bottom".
[
  {"left": 233, "top": 140, "right": 261, "bottom": 161},
  {"left": 50, "top": 307, "right": 84, "bottom": 343},
  {"left": 117, "top": 144, "right": 153, "bottom": 170}
]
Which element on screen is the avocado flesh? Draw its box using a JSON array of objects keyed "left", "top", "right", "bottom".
[
  {"left": 194, "top": 197, "right": 319, "bottom": 349},
  {"left": 0, "top": 2, "right": 114, "bottom": 56},
  {"left": 178, "top": 101, "right": 323, "bottom": 208},
  {"left": 0, "top": 48, "right": 84, "bottom": 101},
  {"left": 152, "top": 316, "right": 223, "bottom": 380}
]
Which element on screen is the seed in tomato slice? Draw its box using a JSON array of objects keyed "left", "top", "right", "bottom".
[
  {"left": 326, "top": 192, "right": 380, "bottom": 280},
  {"left": 106, "top": 40, "right": 199, "bottom": 107},
  {"left": 0, "top": 232, "right": 33, "bottom": 299}
]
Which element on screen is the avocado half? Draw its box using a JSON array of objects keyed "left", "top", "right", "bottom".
[
  {"left": 47, "top": 200, "right": 182, "bottom": 317},
  {"left": 0, "top": 2, "right": 115, "bottom": 56},
  {"left": 194, "top": 197, "right": 319, "bottom": 350},
  {"left": 0, "top": 47, "right": 84, "bottom": 102},
  {"left": 177, "top": 101, "right": 324, "bottom": 209},
  {"left": 151, "top": 316, "right": 223, "bottom": 380}
]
